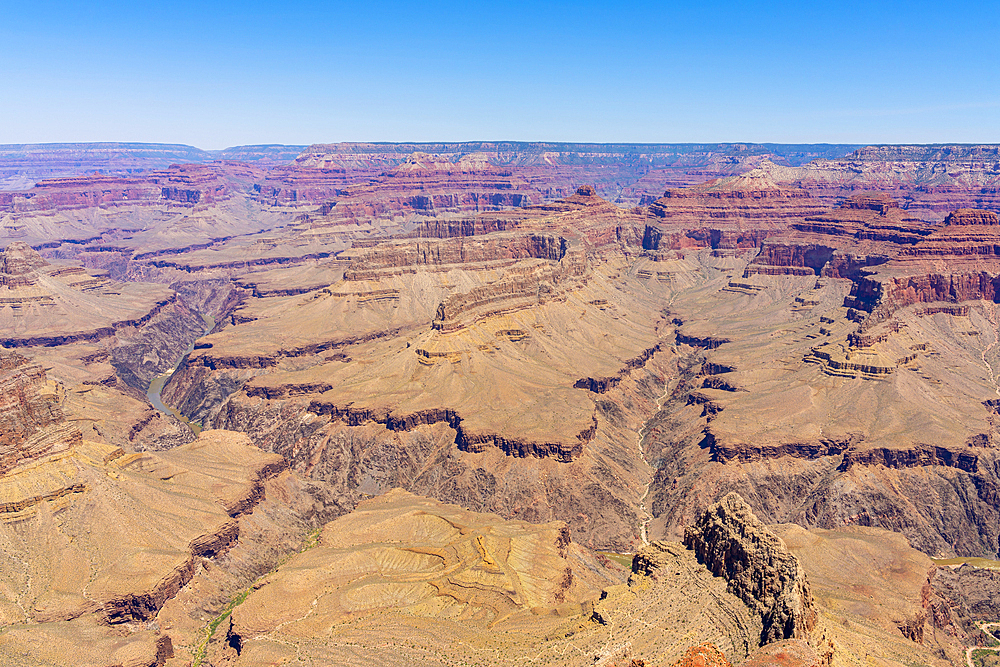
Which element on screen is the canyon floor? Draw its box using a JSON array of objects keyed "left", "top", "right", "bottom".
[{"left": 2, "top": 142, "right": 1000, "bottom": 666}]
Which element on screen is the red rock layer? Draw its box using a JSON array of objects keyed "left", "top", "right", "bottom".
[
  {"left": 746, "top": 194, "right": 1000, "bottom": 325},
  {"left": 0, "top": 162, "right": 265, "bottom": 213},
  {"left": 0, "top": 352, "right": 74, "bottom": 473},
  {"left": 253, "top": 152, "right": 539, "bottom": 216},
  {"left": 642, "top": 172, "right": 827, "bottom": 253}
]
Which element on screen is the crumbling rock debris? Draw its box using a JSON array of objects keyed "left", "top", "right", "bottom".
[{"left": 669, "top": 642, "right": 731, "bottom": 667}]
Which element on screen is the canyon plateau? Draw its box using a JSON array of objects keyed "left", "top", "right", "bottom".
[{"left": 1, "top": 142, "right": 1000, "bottom": 667}]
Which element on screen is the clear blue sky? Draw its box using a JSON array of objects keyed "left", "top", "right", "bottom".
[{"left": 1, "top": 0, "right": 997, "bottom": 148}]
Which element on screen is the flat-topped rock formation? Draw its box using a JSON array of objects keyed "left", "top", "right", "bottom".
[
  {"left": 758, "top": 146, "right": 1000, "bottom": 219},
  {"left": 342, "top": 231, "right": 572, "bottom": 281},
  {"left": 642, "top": 170, "right": 827, "bottom": 255},
  {"left": 746, "top": 192, "right": 932, "bottom": 278},
  {"left": 0, "top": 162, "right": 266, "bottom": 215},
  {"left": 896, "top": 207, "right": 1000, "bottom": 259},
  {"left": 253, "top": 150, "right": 538, "bottom": 214},
  {"left": 0, "top": 241, "right": 176, "bottom": 347},
  {"left": 0, "top": 142, "right": 304, "bottom": 190}
]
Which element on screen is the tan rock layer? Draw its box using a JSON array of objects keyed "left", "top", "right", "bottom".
[
  {"left": 0, "top": 294, "right": 177, "bottom": 348},
  {"left": 574, "top": 344, "right": 664, "bottom": 394},
  {"left": 303, "top": 401, "right": 594, "bottom": 462}
]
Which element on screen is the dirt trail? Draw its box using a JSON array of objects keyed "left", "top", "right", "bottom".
[
  {"left": 979, "top": 303, "right": 1000, "bottom": 398},
  {"left": 966, "top": 621, "right": 1000, "bottom": 667}
]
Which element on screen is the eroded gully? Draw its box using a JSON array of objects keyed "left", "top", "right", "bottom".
[{"left": 637, "top": 357, "right": 679, "bottom": 546}]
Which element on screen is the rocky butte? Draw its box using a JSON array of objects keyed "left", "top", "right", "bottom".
[{"left": 1, "top": 142, "right": 1000, "bottom": 667}]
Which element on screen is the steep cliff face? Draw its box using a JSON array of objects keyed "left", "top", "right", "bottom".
[
  {"left": 210, "top": 351, "right": 667, "bottom": 551},
  {"left": 109, "top": 298, "right": 207, "bottom": 390},
  {"left": 152, "top": 190, "right": 676, "bottom": 549},
  {"left": 431, "top": 251, "right": 586, "bottom": 332},
  {"left": 641, "top": 170, "right": 826, "bottom": 254},
  {"left": 647, "top": 171, "right": 825, "bottom": 220},
  {"left": 253, "top": 150, "right": 539, "bottom": 214},
  {"left": 682, "top": 493, "right": 817, "bottom": 645},
  {"left": 342, "top": 232, "right": 569, "bottom": 280},
  {"left": 759, "top": 146, "right": 1000, "bottom": 216},
  {"left": 746, "top": 196, "right": 1000, "bottom": 339},
  {"left": 643, "top": 276, "right": 1000, "bottom": 559},
  {"left": 0, "top": 242, "right": 179, "bottom": 347},
  {"left": 0, "top": 351, "right": 74, "bottom": 474},
  {"left": 745, "top": 193, "right": 931, "bottom": 278},
  {"left": 944, "top": 208, "right": 1000, "bottom": 226},
  {"left": 920, "top": 564, "right": 1000, "bottom": 663},
  {"left": 0, "top": 163, "right": 262, "bottom": 214}
]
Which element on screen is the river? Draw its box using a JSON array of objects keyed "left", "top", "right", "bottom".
[{"left": 146, "top": 312, "right": 215, "bottom": 434}]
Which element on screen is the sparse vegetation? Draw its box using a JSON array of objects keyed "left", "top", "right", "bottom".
[
  {"left": 971, "top": 648, "right": 1000, "bottom": 667},
  {"left": 191, "top": 525, "right": 324, "bottom": 667}
]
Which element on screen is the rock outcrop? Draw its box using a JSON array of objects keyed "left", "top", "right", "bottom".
[
  {"left": 0, "top": 351, "right": 76, "bottom": 474},
  {"left": 342, "top": 232, "right": 571, "bottom": 281},
  {"left": 682, "top": 493, "right": 817, "bottom": 644},
  {"left": 758, "top": 145, "right": 1000, "bottom": 217},
  {"left": 642, "top": 170, "right": 828, "bottom": 256},
  {"left": 920, "top": 564, "right": 1000, "bottom": 663}
]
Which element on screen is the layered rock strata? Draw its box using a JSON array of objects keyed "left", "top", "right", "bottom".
[
  {"left": 635, "top": 254, "right": 1000, "bottom": 558},
  {"left": 0, "top": 351, "right": 70, "bottom": 474},
  {"left": 208, "top": 489, "right": 799, "bottom": 667},
  {"left": 641, "top": 170, "right": 827, "bottom": 255},
  {"left": 0, "top": 430, "right": 290, "bottom": 666},
  {"left": 155, "top": 188, "right": 676, "bottom": 549},
  {"left": 747, "top": 195, "right": 1000, "bottom": 332},
  {"left": 0, "top": 242, "right": 178, "bottom": 347},
  {"left": 0, "top": 162, "right": 266, "bottom": 215},
  {"left": 758, "top": 145, "right": 1000, "bottom": 217},
  {"left": 682, "top": 493, "right": 817, "bottom": 644}
]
